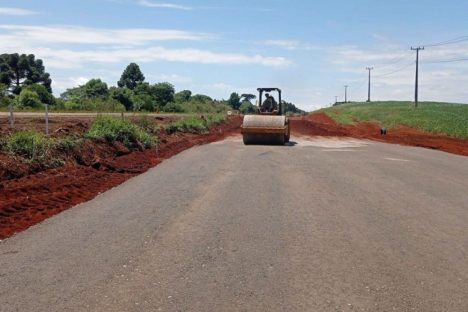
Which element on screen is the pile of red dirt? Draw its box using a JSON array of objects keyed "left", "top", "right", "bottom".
[
  {"left": 291, "top": 113, "right": 468, "bottom": 156},
  {"left": 0, "top": 116, "right": 242, "bottom": 239}
]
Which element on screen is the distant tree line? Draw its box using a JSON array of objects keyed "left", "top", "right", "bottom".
[
  {"left": 0, "top": 53, "right": 305, "bottom": 113},
  {"left": 227, "top": 92, "right": 305, "bottom": 115}
]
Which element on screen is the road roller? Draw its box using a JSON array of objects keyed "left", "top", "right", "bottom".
[{"left": 241, "top": 88, "right": 290, "bottom": 145}]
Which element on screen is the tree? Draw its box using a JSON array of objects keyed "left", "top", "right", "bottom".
[
  {"left": 0, "top": 53, "right": 52, "bottom": 94},
  {"left": 282, "top": 100, "right": 305, "bottom": 114},
  {"left": 151, "top": 82, "right": 175, "bottom": 108},
  {"left": 60, "top": 86, "right": 85, "bottom": 101},
  {"left": 227, "top": 92, "right": 241, "bottom": 110},
  {"left": 60, "top": 79, "right": 108, "bottom": 101},
  {"left": 239, "top": 101, "right": 256, "bottom": 114},
  {"left": 23, "top": 84, "right": 55, "bottom": 105},
  {"left": 118, "top": 63, "right": 145, "bottom": 90},
  {"left": 132, "top": 83, "right": 154, "bottom": 111},
  {"left": 241, "top": 93, "right": 256, "bottom": 103},
  {"left": 191, "top": 94, "right": 212, "bottom": 103},
  {"left": 0, "top": 83, "right": 11, "bottom": 107},
  {"left": 110, "top": 86, "right": 134, "bottom": 111},
  {"left": 174, "top": 90, "right": 192, "bottom": 103},
  {"left": 133, "top": 93, "right": 154, "bottom": 112},
  {"left": 83, "top": 79, "right": 108, "bottom": 98}
]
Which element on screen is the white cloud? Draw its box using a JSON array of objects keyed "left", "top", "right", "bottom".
[
  {"left": 0, "top": 25, "right": 210, "bottom": 45},
  {"left": 136, "top": 0, "right": 192, "bottom": 10},
  {"left": 327, "top": 42, "right": 468, "bottom": 103},
  {"left": 52, "top": 76, "right": 90, "bottom": 92},
  {"left": 0, "top": 7, "right": 37, "bottom": 15},
  {"left": 263, "top": 40, "right": 319, "bottom": 51},
  {"left": 146, "top": 73, "right": 192, "bottom": 83},
  {"left": 0, "top": 24, "right": 290, "bottom": 69},
  {"left": 0, "top": 45, "right": 290, "bottom": 69}
]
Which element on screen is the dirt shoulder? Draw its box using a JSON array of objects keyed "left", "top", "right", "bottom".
[
  {"left": 2, "top": 112, "right": 466, "bottom": 239},
  {"left": 0, "top": 116, "right": 242, "bottom": 239},
  {"left": 290, "top": 113, "right": 468, "bottom": 156}
]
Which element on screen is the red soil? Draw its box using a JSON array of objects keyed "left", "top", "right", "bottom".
[
  {"left": 0, "top": 116, "right": 242, "bottom": 239},
  {"left": 1, "top": 113, "right": 466, "bottom": 239},
  {"left": 291, "top": 113, "right": 468, "bottom": 156}
]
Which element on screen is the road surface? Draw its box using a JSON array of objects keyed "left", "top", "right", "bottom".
[{"left": 1, "top": 136, "right": 467, "bottom": 311}]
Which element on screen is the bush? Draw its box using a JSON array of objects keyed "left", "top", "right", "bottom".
[
  {"left": 23, "top": 84, "right": 55, "bottom": 105},
  {"left": 165, "top": 116, "right": 209, "bottom": 134},
  {"left": 63, "top": 98, "right": 125, "bottom": 112},
  {"left": 165, "top": 114, "right": 225, "bottom": 134},
  {"left": 163, "top": 102, "right": 184, "bottom": 113},
  {"left": 133, "top": 114, "right": 157, "bottom": 134},
  {"left": 239, "top": 101, "right": 256, "bottom": 114},
  {"left": 56, "top": 137, "right": 80, "bottom": 151},
  {"left": 87, "top": 116, "right": 155, "bottom": 148},
  {"left": 206, "top": 113, "right": 227, "bottom": 124},
  {"left": 0, "top": 95, "right": 12, "bottom": 108},
  {"left": 6, "top": 131, "right": 51, "bottom": 159},
  {"left": 110, "top": 86, "right": 134, "bottom": 111},
  {"left": 18, "top": 89, "right": 42, "bottom": 108}
]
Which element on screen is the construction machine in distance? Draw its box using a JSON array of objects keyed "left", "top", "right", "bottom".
[{"left": 241, "top": 88, "right": 290, "bottom": 145}]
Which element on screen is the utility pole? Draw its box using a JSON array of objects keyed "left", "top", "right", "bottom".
[
  {"left": 411, "top": 46, "right": 424, "bottom": 108},
  {"left": 344, "top": 85, "right": 348, "bottom": 103},
  {"left": 335, "top": 96, "right": 338, "bottom": 105},
  {"left": 366, "top": 67, "right": 374, "bottom": 102}
]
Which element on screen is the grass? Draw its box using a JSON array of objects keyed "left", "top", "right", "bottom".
[
  {"left": 4, "top": 131, "right": 52, "bottom": 160},
  {"left": 319, "top": 101, "right": 468, "bottom": 139},
  {"left": 165, "top": 114, "right": 227, "bottom": 134},
  {"left": 0, "top": 131, "right": 79, "bottom": 165},
  {"left": 56, "top": 137, "right": 81, "bottom": 152},
  {"left": 87, "top": 116, "right": 155, "bottom": 148}
]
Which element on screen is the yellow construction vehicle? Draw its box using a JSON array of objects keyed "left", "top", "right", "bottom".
[{"left": 241, "top": 88, "right": 290, "bottom": 145}]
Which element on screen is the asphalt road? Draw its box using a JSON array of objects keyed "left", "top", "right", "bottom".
[{"left": 1, "top": 136, "right": 467, "bottom": 311}]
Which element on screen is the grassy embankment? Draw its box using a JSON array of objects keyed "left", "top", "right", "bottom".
[
  {"left": 319, "top": 101, "right": 468, "bottom": 139},
  {"left": 0, "top": 114, "right": 227, "bottom": 166}
]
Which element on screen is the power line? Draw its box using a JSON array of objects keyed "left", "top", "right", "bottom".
[
  {"left": 423, "top": 57, "right": 468, "bottom": 64},
  {"left": 354, "top": 78, "right": 368, "bottom": 91},
  {"left": 373, "top": 62, "right": 414, "bottom": 77},
  {"left": 374, "top": 54, "right": 411, "bottom": 70},
  {"left": 422, "top": 35, "right": 468, "bottom": 47}
]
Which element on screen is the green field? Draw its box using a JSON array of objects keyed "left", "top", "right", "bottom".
[{"left": 319, "top": 101, "right": 468, "bottom": 139}]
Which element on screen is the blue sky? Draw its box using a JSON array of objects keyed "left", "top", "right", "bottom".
[{"left": 1, "top": 0, "right": 467, "bottom": 110}]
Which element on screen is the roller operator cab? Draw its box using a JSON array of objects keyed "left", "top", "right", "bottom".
[{"left": 241, "top": 88, "right": 290, "bottom": 145}]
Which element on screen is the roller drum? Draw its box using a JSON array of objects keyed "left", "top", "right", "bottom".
[{"left": 241, "top": 115, "right": 287, "bottom": 145}]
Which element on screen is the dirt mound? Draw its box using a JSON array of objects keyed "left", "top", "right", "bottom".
[
  {"left": 290, "top": 114, "right": 347, "bottom": 137},
  {"left": 0, "top": 117, "right": 242, "bottom": 239},
  {"left": 291, "top": 113, "right": 468, "bottom": 156}
]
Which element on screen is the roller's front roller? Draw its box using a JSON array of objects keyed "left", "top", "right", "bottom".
[{"left": 241, "top": 115, "right": 289, "bottom": 145}]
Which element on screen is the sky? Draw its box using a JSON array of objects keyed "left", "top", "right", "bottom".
[{"left": 1, "top": 0, "right": 468, "bottom": 111}]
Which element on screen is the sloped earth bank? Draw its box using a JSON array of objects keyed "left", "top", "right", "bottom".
[
  {"left": 2, "top": 113, "right": 467, "bottom": 239},
  {"left": 290, "top": 113, "right": 468, "bottom": 156},
  {"left": 0, "top": 116, "right": 242, "bottom": 239}
]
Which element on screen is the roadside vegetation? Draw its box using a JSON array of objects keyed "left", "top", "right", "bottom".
[
  {"left": 320, "top": 101, "right": 468, "bottom": 139},
  {"left": 87, "top": 116, "right": 155, "bottom": 148},
  {"left": 0, "top": 131, "right": 68, "bottom": 171},
  {"left": 165, "top": 114, "right": 226, "bottom": 134},
  {"left": 1, "top": 53, "right": 303, "bottom": 115},
  {"left": 0, "top": 111, "right": 231, "bottom": 174},
  {"left": 4, "top": 131, "right": 53, "bottom": 160}
]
